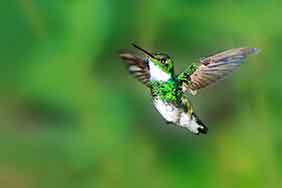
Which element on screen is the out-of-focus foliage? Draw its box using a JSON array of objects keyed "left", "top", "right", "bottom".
[{"left": 0, "top": 0, "right": 281, "bottom": 187}]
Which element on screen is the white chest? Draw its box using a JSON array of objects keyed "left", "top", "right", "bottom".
[
  {"left": 153, "top": 98, "right": 179, "bottom": 123},
  {"left": 149, "top": 61, "right": 171, "bottom": 82}
]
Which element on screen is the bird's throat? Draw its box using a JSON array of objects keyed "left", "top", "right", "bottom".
[{"left": 149, "top": 61, "right": 171, "bottom": 82}]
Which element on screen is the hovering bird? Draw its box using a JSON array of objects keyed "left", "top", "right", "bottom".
[{"left": 119, "top": 44, "right": 259, "bottom": 135}]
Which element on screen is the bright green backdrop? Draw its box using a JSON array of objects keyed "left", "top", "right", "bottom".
[{"left": 1, "top": 0, "right": 281, "bottom": 188}]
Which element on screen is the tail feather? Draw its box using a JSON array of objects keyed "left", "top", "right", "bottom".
[
  {"left": 178, "top": 111, "right": 208, "bottom": 135},
  {"left": 192, "top": 112, "right": 208, "bottom": 134},
  {"left": 180, "top": 96, "right": 208, "bottom": 135}
]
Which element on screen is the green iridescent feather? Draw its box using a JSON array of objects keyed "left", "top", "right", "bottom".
[
  {"left": 177, "top": 63, "right": 199, "bottom": 84},
  {"left": 150, "top": 79, "right": 181, "bottom": 102}
]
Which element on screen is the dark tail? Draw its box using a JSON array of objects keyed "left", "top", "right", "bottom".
[{"left": 192, "top": 112, "right": 208, "bottom": 134}]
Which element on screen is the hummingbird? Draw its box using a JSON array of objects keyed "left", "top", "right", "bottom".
[{"left": 119, "top": 44, "right": 259, "bottom": 135}]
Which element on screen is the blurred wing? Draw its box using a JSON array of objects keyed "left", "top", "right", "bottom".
[
  {"left": 119, "top": 52, "right": 150, "bottom": 87},
  {"left": 178, "top": 48, "right": 258, "bottom": 94}
]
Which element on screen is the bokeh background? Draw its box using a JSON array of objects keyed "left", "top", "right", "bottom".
[{"left": 1, "top": 0, "right": 282, "bottom": 187}]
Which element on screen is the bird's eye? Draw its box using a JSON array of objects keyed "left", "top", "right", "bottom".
[{"left": 160, "top": 59, "right": 166, "bottom": 64}]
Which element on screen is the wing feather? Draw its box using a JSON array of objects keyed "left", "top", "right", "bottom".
[
  {"left": 178, "top": 48, "right": 259, "bottom": 94},
  {"left": 119, "top": 52, "right": 150, "bottom": 87}
]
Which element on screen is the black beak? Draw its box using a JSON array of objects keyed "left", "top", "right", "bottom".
[{"left": 131, "top": 43, "right": 155, "bottom": 59}]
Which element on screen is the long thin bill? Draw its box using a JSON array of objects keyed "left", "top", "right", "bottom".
[{"left": 131, "top": 43, "right": 155, "bottom": 58}]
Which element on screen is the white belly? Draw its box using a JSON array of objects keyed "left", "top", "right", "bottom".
[
  {"left": 153, "top": 98, "right": 180, "bottom": 123},
  {"left": 153, "top": 98, "right": 204, "bottom": 134}
]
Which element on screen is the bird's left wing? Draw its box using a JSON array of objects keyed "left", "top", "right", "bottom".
[
  {"left": 119, "top": 52, "right": 150, "bottom": 87},
  {"left": 177, "top": 48, "right": 259, "bottom": 95}
]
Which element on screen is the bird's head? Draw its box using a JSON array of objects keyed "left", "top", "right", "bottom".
[{"left": 132, "top": 43, "right": 174, "bottom": 74}]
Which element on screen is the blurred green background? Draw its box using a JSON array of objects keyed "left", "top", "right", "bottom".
[{"left": 1, "top": 0, "right": 282, "bottom": 187}]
